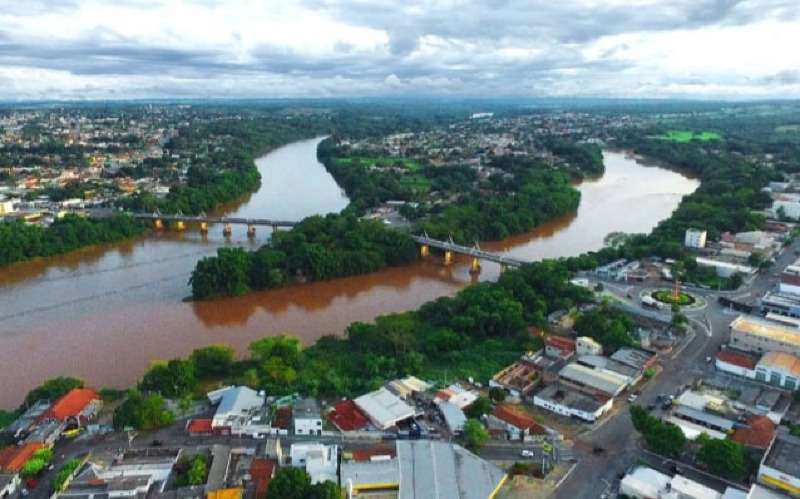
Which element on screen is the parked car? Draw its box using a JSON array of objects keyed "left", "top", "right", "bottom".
[
  {"left": 592, "top": 446, "right": 605, "bottom": 455},
  {"left": 520, "top": 449, "right": 534, "bottom": 458},
  {"left": 627, "top": 393, "right": 639, "bottom": 403}
]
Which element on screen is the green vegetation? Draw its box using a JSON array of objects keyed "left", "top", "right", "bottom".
[
  {"left": 463, "top": 418, "right": 490, "bottom": 451},
  {"left": 22, "top": 448, "right": 53, "bottom": 478},
  {"left": 190, "top": 213, "right": 418, "bottom": 299},
  {"left": 630, "top": 405, "right": 686, "bottom": 458},
  {"left": 656, "top": 130, "right": 722, "bottom": 142},
  {"left": 696, "top": 434, "right": 750, "bottom": 482},
  {"left": 23, "top": 376, "right": 84, "bottom": 407},
  {"left": 267, "top": 467, "right": 343, "bottom": 499},
  {"left": 0, "top": 410, "right": 17, "bottom": 429},
  {"left": 574, "top": 304, "right": 636, "bottom": 354},
  {"left": 465, "top": 397, "right": 493, "bottom": 419},
  {"left": 112, "top": 390, "right": 175, "bottom": 430},
  {"left": 652, "top": 290, "right": 694, "bottom": 306},
  {"left": 53, "top": 458, "right": 83, "bottom": 492},
  {"left": 174, "top": 454, "right": 209, "bottom": 487},
  {"left": 0, "top": 215, "right": 145, "bottom": 267}
]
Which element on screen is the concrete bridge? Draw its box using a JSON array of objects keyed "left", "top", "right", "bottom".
[
  {"left": 411, "top": 234, "right": 530, "bottom": 271},
  {"left": 130, "top": 211, "right": 297, "bottom": 236}
]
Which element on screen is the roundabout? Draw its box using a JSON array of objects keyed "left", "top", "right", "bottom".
[{"left": 652, "top": 289, "right": 695, "bottom": 307}]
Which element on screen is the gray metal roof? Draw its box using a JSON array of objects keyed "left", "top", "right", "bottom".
[
  {"left": 437, "top": 401, "right": 467, "bottom": 433},
  {"left": 673, "top": 406, "right": 735, "bottom": 431},
  {"left": 397, "top": 440, "right": 506, "bottom": 499}
]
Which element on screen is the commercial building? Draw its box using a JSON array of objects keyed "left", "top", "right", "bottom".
[
  {"left": 672, "top": 405, "right": 736, "bottom": 435},
  {"left": 40, "top": 388, "right": 102, "bottom": 427},
  {"left": 730, "top": 315, "right": 800, "bottom": 356},
  {"left": 758, "top": 429, "right": 800, "bottom": 496},
  {"left": 558, "top": 362, "right": 629, "bottom": 397},
  {"left": 620, "top": 465, "right": 723, "bottom": 499},
  {"left": 207, "top": 386, "right": 267, "bottom": 436},
  {"left": 756, "top": 352, "right": 800, "bottom": 390},
  {"left": 695, "top": 257, "right": 755, "bottom": 278},
  {"left": 611, "top": 347, "right": 658, "bottom": 372},
  {"left": 354, "top": 387, "right": 416, "bottom": 430},
  {"left": 340, "top": 459, "right": 400, "bottom": 497},
  {"left": 576, "top": 355, "right": 638, "bottom": 384},
  {"left": 436, "top": 401, "right": 467, "bottom": 434},
  {"left": 685, "top": 228, "right": 708, "bottom": 249},
  {"left": 533, "top": 383, "right": 613, "bottom": 423},
  {"left": 760, "top": 292, "right": 800, "bottom": 319},
  {"left": 716, "top": 349, "right": 760, "bottom": 378},
  {"left": 781, "top": 260, "right": 800, "bottom": 296},
  {"left": 292, "top": 398, "right": 322, "bottom": 436}
]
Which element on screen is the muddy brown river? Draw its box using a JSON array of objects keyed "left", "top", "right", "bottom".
[{"left": 0, "top": 137, "right": 699, "bottom": 407}]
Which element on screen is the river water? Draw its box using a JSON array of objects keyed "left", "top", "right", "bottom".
[{"left": 0, "top": 138, "right": 699, "bottom": 408}]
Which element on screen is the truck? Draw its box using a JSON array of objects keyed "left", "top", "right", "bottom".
[{"left": 641, "top": 295, "right": 664, "bottom": 310}]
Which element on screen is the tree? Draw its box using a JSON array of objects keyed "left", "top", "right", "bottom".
[
  {"left": 629, "top": 406, "right": 686, "bottom": 458},
  {"left": 466, "top": 397, "right": 493, "bottom": 419},
  {"left": 463, "top": 419, "right": 490, "bottom": 451},
  {"left": 140, "top": 359, "right": 197, "bottom": 397},
  {"left": 113, "top": 390, "right": 175, "bottom": 430},
  {"left": 696, "top": 435, "right": 749, "bottom": 481},
  {"left": 266, "top": 467, "right": 312, "bottom": 499},
  {"left": 22, "top": 458, "right": 46, "bottom": 477},
  {"left": 24, "top": 376, "right": 84, "bottom": 407},
  {"left": 489, "top": 387, "right": 507, "bottom": 403},
  {"left": 186, "top": 456, "right": 208, "bottom": 486},
  {"left": 190, "top": 345, "right": 236, "bottom": 379}
]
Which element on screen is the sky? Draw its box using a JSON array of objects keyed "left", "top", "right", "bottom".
[{"left": 0, "top": 0, "right": 798, "bottom": 100}]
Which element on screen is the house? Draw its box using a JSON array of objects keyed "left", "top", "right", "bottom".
[
  {"left": 293, "top": 398, "right": 322, "bottom": 436},
  {"left": 436, "top": 401, "right": 467, "bottom": 434},
  {"left": 0, "top": 400, "right": 50, "bottom": 440},
  {"left": 685, "top": 229, "right": 708, "bottom": 249},
  {"left": 289, "top": 443, "right": 338, "bottom": 484},
  {"left": 434, "top": 384, "right": 479, "bottom": 410},
  {"left": 40, "top": 388, "right": 102, "bottom": 427},
  {"left": 327, "top": 400, "right": 369, "bottom": 432},
  {"left": 186, "top": 418, "right": 214, "bottom": 436},
  {"left": 249, "top": 458, "right": 276, "bottom": 499},
  {"left": 780, "top": 259, "right": 800, "bottom": 296},
  {"left": 354, "top": 388, "right": 416, "bottom": 431},
  {"left": 620, "top": 465, "right": 723, "bottom": 499},
  {"left": 385, "top": 376, "right": 431, "bottom": 399},
  {"left": 576, "top": 337, "right": 603, "bottom": 356},
  {"left": 0, "top": 443, "right": 44, "bottom": 473},
  {"left": 758, "top": 428, "right": 800, "bottom": 496},
  {"left": 610, "top": 347, "right": 657, "bottom": 372},
  {"left": 756, "top": 351, "right": 800, "bottom": 390},
  {"left": 731, "top": 415, "right": 776, "bottom": 451},
  {"left": 488, "top": 404, "right": 546, "bottom": 441},
  {"left": 716, "top": 349, "right": 760, "bottom": 378},
  {"left": 533, "top": 383, "right": 613, "bottom": 423},
  {"left": 207, "top": 386, "right": 267, "bottom": 436},
  {"left": 545, "top": 336, "right": 576, "bottom": 359}
]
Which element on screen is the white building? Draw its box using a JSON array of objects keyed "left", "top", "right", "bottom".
[
  {"left": 533, "top": 383, "right": 613, "bottom": 423},
  {"left": 773, "top": 199, "right": 800, "bottom": 221},
  {"left": 355, "top": 387, "right": 416, "bottom": 430},
  {"left": 293, "top": 398, "right": 322, "bottom": 436},
  {"left": 576, "top": 337, "right": 603, "bottom": 356},
  {"left": 685, "top": 229, "right": 708, "bottom": 249},
  {"left": 621, "top": 465, "right": 723, "bottom": 499},
  {"left": 558, "top": 362, "right": 629, "bottom": 397},
  {"left": 696, "top": 257, "right": 756, "bottom": 278},
  {"left": 289, "top": 443, "right": 338, "bottom": 484},
  {"left": 758, "top": 429, "right": 800, "bottom": 497},
  {"left": 207, "top": 386, "right": 266, "bottom": 435}
]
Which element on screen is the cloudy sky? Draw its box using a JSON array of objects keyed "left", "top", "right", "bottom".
[{"left": 0, "top": 0, "right": 798, "bottom": 100}]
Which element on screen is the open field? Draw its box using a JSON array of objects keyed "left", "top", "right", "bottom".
[{"left": 656, "top": 130, "right": 721, "bottom": 142}]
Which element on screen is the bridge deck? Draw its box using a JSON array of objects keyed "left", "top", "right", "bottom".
[
  {"left": 411, "top": 235, "right": 529, "bottom": 267},
  {"left": 130, "top": 213, "right": 297, "bottom": 227}
]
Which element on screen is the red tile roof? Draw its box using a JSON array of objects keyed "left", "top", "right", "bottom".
[
  {"left": 187, "top": 418, "right": 213, "bottom": 434},
  {"left": 42, "top": 388, "right": 100, "bottom": 421},
  {"left": 0, "top": 443, "right": 45, "bottom": 473},
  {"left": 350, "top": 447, "right": 396, "bottom": 462},
  {"left": 546, "top": 336, "right": 576, "bottom": 351},
  {"left": 249, "top": 458, "right": 276, "bottom": 498},
  {"left": 272, "top": 407, "right": 292, "bottom": 430},
  {"left": 717, "top": 350, "right": 757, "bottom": 370},
  {"left": 731, "top": 415, "right": 776, "bottom": 449},
  {"left": 328, "top": 400, "right": 369, "bottom": 432},
  {"left": 492, "top": 405, "right": 546, "bottom": 434}
]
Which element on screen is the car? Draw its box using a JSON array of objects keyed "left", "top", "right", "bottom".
[
  {"left": 627, "top": 393, "right": 639, "bottom": 403},
  {"left": 151, "top": 439, "right": 163, "bottom": 447},
  {"left": 661, "top": 400, "right": 673, "bottom": 410},
  {"left": 592, "top": 446, "right": 605, "bottom": 455},
  {"left": 520, "top": 449, "right": 534, "bottom": 458},
  {"left": 655, "top": 394, "right": 663, "bottom": 404},
  {"left": 647, "top": 403, "right": 656, "bottom": 411},
  {"left": 705, "top": 356, "right": 712, "bottom": 363}
]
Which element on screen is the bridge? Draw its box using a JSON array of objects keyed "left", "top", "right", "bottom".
[
  {"left": 411, "top": 234, "right": 530, "bottom": 270},
  {"left": 129, "top": 211, "right": 297, "bottom": 236}
]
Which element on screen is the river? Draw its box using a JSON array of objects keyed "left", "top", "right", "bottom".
[{"left": 0, "top": 138, "right": 699, "bottom": 408}]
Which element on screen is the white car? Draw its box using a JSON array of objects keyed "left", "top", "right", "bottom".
[
  {"left": 627, "top": 393, "right": 639, "bottom": 403},
  {"left": 520, "top": 449, "right": 534, "bottom": 458}
]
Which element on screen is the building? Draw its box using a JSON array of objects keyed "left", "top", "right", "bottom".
[
  {"left": 781, "top": 260, "right": 800, "bottom": 296},
  {"left": 716, "top": 349, "right": 760, "bottom": 378},
  {"left": 0, "top": 473, "right": 20, "bottom": 498},
  {"left": 433, "top": 384, "right": 479, "bottom": 410},
  {"left": 610, "top": 347, "right": 658, "bottom": 372},
  {"left": 545, "top": 336, "right": 576, "bottom": 359},
  {"left": 293, "top": 398, "right": 322, "bottom": 436},
  {"left": 354, "top": 387, "right": 416, "bottom": 431},
  {"left": 436, "top": 401, "right": 467, "bottom": 434},
  {"left": 672, "top": 405, "right": 736, "bottom": 435},
  {"left": 696, "top": 257, "right": 756, "bottom": 278},
  {"left": 620, "top": 465, "right": 723, "bottom": 499},
  {"left": 396, "top": 440, "right": 507, "bottom": 499},
  {"left": 490, "top": 361, "right": 541, "bottom": 399},
  {"left": 207, "top": 386, "right": 266, "bottom": 436},
  {"left": 731, "top": 415, "right": 777, "bottom": 450},
  {"left": 685, "top": 228, "right": 708, "bottom": 249},
  {"left": 0, "top": 443, "right": 44, "bottom": 473},
  {"left": 576, "top": 355, "right": 639, "bottom": 384},
  {"left": 289, "top": 443, "right": 338, "bottom": 484},
  {"left": 1, "top": 400, "right": 51, "bottom": 440},
  {"left": 488, "top": 404, "right": 546, "bottom": 441},
  {"left": 576, "top": 336, "right": 603, "bottom": 356},
  {"left": 40, "top": 388, "right": 102, "bottom": 427},
  {"left": 385, "top": 376, "right": 431, "bottom": 399},
  {"left": 756, "top": 352, "right": 800, "bottom": 390},
  {"left": 760, "top": 292, "right": 800, "bottom": 319},
  {"left": 730, "top": 315, "right": 800, "bottom": 356},
  {"left": 340, "top": 459, "right": 400, "bottom": 497},
  {"left": 773, "top": 199, "right": 800, "bottom": 221},
  {"left": 758, "top": 429, "right": 800, "bottom": 496},
  {"left": 327, "top": 400, "right": 369, "bottom": 432},
  {"left": 533, "top": 383, "right": 613, "bottom": 423},
  {"left": 558, "top": 362, "right": 629, "bottom": 397}
]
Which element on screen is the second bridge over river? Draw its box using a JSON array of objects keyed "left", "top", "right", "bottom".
[{"left": 411, "top": 234, "right": 530, "bottom": 270}]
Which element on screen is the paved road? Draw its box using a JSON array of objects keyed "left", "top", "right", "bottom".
[{"left": 555, "top": 240, "right": 799, "bottom": 499}]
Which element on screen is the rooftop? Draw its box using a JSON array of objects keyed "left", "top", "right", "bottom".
[
  {"left": 209, "top": 386, "right": 264, "bottom": 420},
  {"left": 42, "top": 388, "right": 100, "bottom": 421},
  {"left": 355, "top": 387, "right": 416, "bottom": 429},
  {"left": 610, "top": 347, "right": 656, "bottom": 370},
  {"left": 731, "top": 415, "right": 776, "bottom": 449},
  {"left": 559, "top": 362, "right": 629, "bottom": 395},
  {"left": 492, "top": 404, "right": 545, "bottom": 434},
  {"left": 293, "top": 398, "right": 320, "bottom": 419},
  {"left": 328, "top": 400, "right": 369, "bottom": 432},
  {"left": 763, "top": 429, "right": 800, "bottom": 478},
  {"left": 491, "top": 361, "right": 540, "bottom": 394},
  {"left": 731, "top": 315, "right": 800, "bottom": 347},
  {"left": 717, "top": 349, "right": 758, "bottom": 370},
  {"left": 0, "top": 442, "right": 44, "bottom": 473},
  {"left": 535, "top": 383, "right": 607, "bottom": 413},
  {"left": 758, "top": 351, "right": 800, "bottom": 376}
]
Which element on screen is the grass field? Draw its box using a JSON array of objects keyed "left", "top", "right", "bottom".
[
  {"left": 335, "top": 156, "right": 423, "bottom": 172},
  {"left": 656, "top": 130, "right": 722, "bottom": 142}
]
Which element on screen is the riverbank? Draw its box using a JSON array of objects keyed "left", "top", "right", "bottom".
[{"left": 0, "top": 142, "right": 697, "bottom": 408}]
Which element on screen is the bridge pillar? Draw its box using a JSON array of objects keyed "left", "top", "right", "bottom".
[
  {"left": 444, "top": 250, "right": 454, "bottom": 265},
  {"left": 175, "top": 220, "right": 186, "bottom": 231},
  {"left": 153, "top": 218, "right": 163, "bottom": 230},
  {"left": 247, "top": 224, "right": 256, "bottom": 237},
  {"left": 199, "top": 222, "right": 209, "bottom": 233},
  {"left": 420, "top": 244, "right": 429, "bottom": 257},
  {"left": 272, "top": 224, "right": 279, "bottom": 233},
  {"left": 470, "top": 257, "right": 481, "bottom": 273},
  {"left": 223, "top": 223, "right": 232, "bottom": 236}
]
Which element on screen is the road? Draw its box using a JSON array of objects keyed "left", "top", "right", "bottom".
[{"left": 555, "top": 239, "right": 799, "bottom": 499}]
